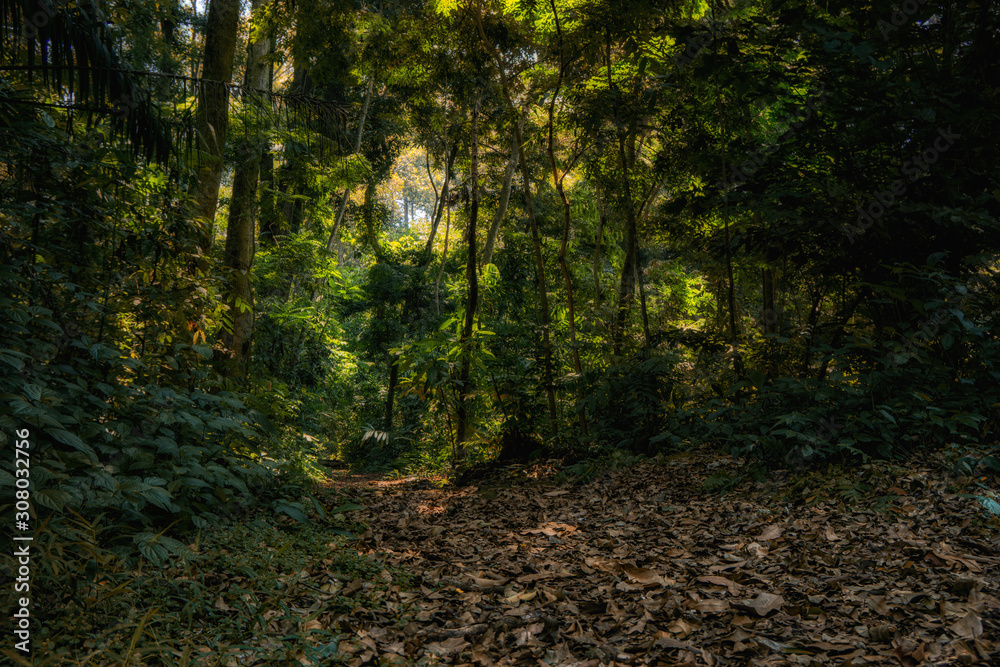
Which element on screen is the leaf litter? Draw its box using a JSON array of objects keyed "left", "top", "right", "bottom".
[{"left": 313, "top": 449, "right": 1000, "bottom": 666}]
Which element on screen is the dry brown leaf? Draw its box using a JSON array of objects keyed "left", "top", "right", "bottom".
[
  {"left": 425, "top": 636, "right": 469, "bottom": 656},
  {"left": 757, "top": 524, "right": 783, "bottom": 541},
  {"left": 950, "top": 612, "right": 983, "bottom": 639},
  {"left": 622, "top": 565, "right": 665, "bottom": 585},
  {"left": 696, "top": 575, "right": 742, "bottom": 595},
  {"left": 740, "top": 592, "right": 784, "bottom": 617},
  {"left": 693, "top": 598, "right": 732, "bottom": 613}
]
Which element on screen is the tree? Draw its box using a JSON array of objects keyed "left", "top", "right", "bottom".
[
  {"left": 192, "top": 0, "right": 241, "bottom": 268},
  {"left": 221, "top": 0, "right": 272, "bottom": 373}
]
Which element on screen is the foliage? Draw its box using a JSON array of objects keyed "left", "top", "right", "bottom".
[{"left": 0, "top": 498, "right": 393, "bottom": 666}]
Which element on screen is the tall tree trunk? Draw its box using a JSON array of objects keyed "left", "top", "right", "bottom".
[
  {"left": 593, "top": 183, "right": 606, "bottom": 302},
  {"left": 360, "top": 181, "right": 384, "bottom": 260},
  {"left": 258, "top": 36, "right": 278, "bottom": 244},
  {"left": 481, "top": 128, "right": 519, "bottom": 268},
  {"left": 606, "top": 26, "right": 647, "bottom": 355},
  {"left": 455, "top": 99, "right": 481, "bottom": 463},
  {"left": 279, "top": 66, "right": 312, "bottom": 237},
  {"left": 423, "top": 143, "right": 458, "bottom": 264},
  {"left": 712, "top": 0, "right": 743, "bottom": 376},
  {"left": 327, "top": 77, "right": 375, "bottom": 253},
  {"left": 434, "top": 191, "right": 451, "bottom": 315},
  {"left": 472, "top": 3, "right": 557, "bottom": 435},
  {"left": 762, "top": 268, "right": 777, "bottom": 334},
  {"left": 192, "top": 0, "right": 240, "bottom": 271},
  {"left": 258, "top": 151, "right": 277, "bottom": 241},
  {"left": 546, "top": 0, "right": 584, "bottom": 431},
  {"left": 434, "top": 103, "right": 452, "bottom": 314},
  {"left": 221, "top": 0, "right": 270, "bottom": 373}
]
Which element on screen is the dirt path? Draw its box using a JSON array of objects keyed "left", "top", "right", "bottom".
[{"left": 324, "top": 452, "right": 1000, "bottom": 665}]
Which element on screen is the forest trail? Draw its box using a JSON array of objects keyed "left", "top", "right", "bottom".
[{"left": 318, "top": 452, "right": 1000, "bottom": 665}]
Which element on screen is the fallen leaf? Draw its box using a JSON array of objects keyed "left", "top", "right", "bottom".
[
  {"left": 696, "top": 575, "right": 742, "bottom": 595},
  {"left": 738, "top": 592, "right": 784, "bottom": 617},
  {"left": 950, "top": 612, "right": 983, "bottom": 639},
  {"left": 757, "top": 524, "right": 783, "bottom": 540},
  {"left": 622, "top": 565, "right": 665, "bottom": 586}
]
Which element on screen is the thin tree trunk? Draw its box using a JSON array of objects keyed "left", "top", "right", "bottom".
[
  {"left": 258, "top": 36, "right": 278, "bottom": 244},
  {"left": 481, "top": 129, "right": 519, "bottom": 268},
  {"left": 434, "top": 195, "right": 451, "bottom": 315},
  {"left": 546, "top": 0, "right": 584, "bottom": 405},
  {"left": 607, "top": 27, "right": 644, "bottom": 355},
  {"left": 455, "top": 99, "right": 481, "bottom": 462},
  {"left": 327, "top": 77, "right": 375, "bottom": 253},
  {"left": 220, "top": 0, "right": 270, "bottom": 373},
  {"left": 434, "top": 104, "right": 452, "bottom": 315},
  {"left": 593, "top": 183, "right": 606, "bottom": 301},
  {"left": 472, "top": 3, "right": 557, "bottom": 435},
  {"left": 424, "top": 144, "right": 458, "bottom": 265},
  {"left": 360, "top": 180, "right": 383, "bottom": 260},
  {"left": 712, "top": 0, "right": 743, "bottom": 376},
  {"left": 425, "top": 146, "right": 440, "bottom": 226},
  {"left": 192, "top": 0, "right": 241, "bottom": 271}
]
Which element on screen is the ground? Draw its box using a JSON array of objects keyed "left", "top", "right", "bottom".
[
  {"left": 19, "top": 448, "right": 999, "bottom": 666},
  {"left": 312, "top": 448, "right": 1000, "bottom": 666}
]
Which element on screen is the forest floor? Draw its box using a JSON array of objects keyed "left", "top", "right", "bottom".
[
  {"left": 19, "top": 448, "right": 1000, "bottom": 666},
  {"left": 314, "top": 447, "right": 1000, "bottom": 666}
]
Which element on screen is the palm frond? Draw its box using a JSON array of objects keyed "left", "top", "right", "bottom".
[{"left": 0, "top": 0, "right": 172, "bottom": 163}]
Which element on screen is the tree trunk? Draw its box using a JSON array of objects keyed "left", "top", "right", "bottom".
[
  {"left": 361, "top": 180, "right": 384, "bottom": 260},
  {"left": 472, "top": 4, "right": 557, "bottom": 435},
  {"left": 612, "top": 136, "right": 642, "bottom": 355},
  {"left": 434, "top": 194, "right": 451, "bottom": 315},
  {"left": 455, "top": 99, "right": 481, "bottom": 463},
  {"left": 606, "top": 27, "right": 647, "bottom": 356},
  {"left": 327, "top": 77, "right": 375, "bottom": 253},
  {"left": 220, "top": 0, "right": 270, "bottom": 373},
  {"left": 434, "top": 101, "right": 452, "bottom": 315},
  {"left": 546, "top": 0, "right": 585, "bottom": 430},
  {"left": 424, "top": 144, "right": 458, "bottom": 264},
  {"left": 552, "top": 175, "right": 582, "bottom": 377},
  {"left": 258, "top": 37, "right": 278, "bottom": 244},
  {"left": 258, "top": 150, "right": 277, "bottom": 242},
  {"left": 192, "top": 0, "right": 241, "bottom": 270},
  {"left": 481, "top": 129, "right": 519, "bottom": 268},
  {"left": 385, "top": 355, "right": 398, "bottom": 431},
  {"left": 279, "top": 66, "right": 313, "bottom": 237},
  {"left": 593, "top": 183, "right": 606, "bottom": 302}
]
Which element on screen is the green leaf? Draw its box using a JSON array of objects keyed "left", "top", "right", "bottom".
[
  {"left": 276, "top": 501, "right": 309, "bottom": 523},
  {"left": 330, "top": 502, "right": 364, "bottom": 513},
  {"left": 50, "top": 429, "right": 98, "bottom": 460}
]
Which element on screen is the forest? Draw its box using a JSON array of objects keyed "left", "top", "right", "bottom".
[{"left": 1, "top": 0, "right": 999, "bottom": 664}]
